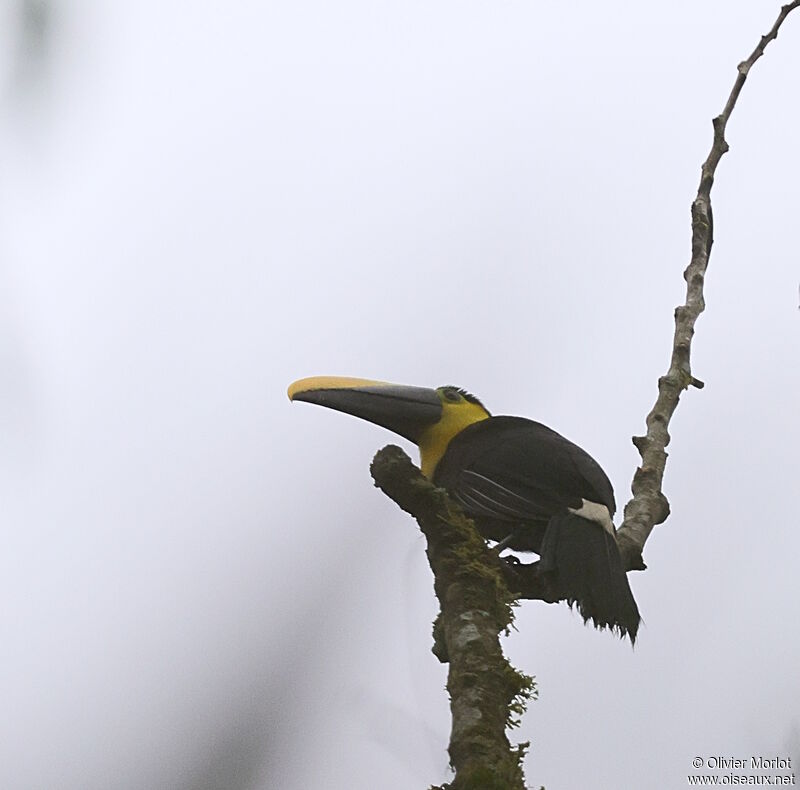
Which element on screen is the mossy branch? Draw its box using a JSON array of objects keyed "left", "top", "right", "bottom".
[
  {"left": 370, "top": 445, "right": 534, "bottom": 790},
  {"left": 616, "top": 1, "right": 800, "bottom": 571}
]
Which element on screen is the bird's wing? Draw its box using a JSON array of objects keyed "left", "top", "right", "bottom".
[{"left": 433, "top": 415, "right": 615, "bottom": 524}]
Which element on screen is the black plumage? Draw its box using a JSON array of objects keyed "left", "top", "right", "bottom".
[{"left": 433, "top": 416, "right": 640, "bottom": 643}]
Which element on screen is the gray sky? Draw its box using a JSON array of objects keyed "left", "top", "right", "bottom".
[{"left": 1, "top": 2, "right": 798, "bottom": 789}]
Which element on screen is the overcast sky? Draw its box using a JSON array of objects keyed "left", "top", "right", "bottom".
[{"left": 1, "top": 2, "right": 798, "bottom": 789}]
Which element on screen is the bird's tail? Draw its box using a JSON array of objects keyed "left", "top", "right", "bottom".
[{"left": 539, "top": 512, "right": 640, "bottom": 644}]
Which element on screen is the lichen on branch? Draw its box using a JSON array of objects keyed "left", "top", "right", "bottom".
[{"left": 370, "top": 445, "right": 533, "bottom": 790}]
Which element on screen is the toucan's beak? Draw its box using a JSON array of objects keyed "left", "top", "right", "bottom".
[{"left": 288, "top": 376, "right": 442, "bottom": 444}]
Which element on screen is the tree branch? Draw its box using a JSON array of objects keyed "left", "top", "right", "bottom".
[
  {"left": 370, "top": 445, "right": 533, "bottom": 790},
  {"left": 616, "top": 1, "right": 800, "bottom": 571},
  {"left": 365, "top": 8, "right": 799, "bottom": 788}
]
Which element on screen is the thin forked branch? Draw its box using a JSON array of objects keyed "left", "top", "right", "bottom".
[{"left": 616, "top": 2, "right": 800, "bottom": 571}]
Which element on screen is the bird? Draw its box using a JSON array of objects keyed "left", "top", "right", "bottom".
[{"left": 288, "top": 376, "right": 640, "bottom": 643}]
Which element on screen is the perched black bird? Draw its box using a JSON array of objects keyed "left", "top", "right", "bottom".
[{"left": 289, "top": 376, "right": 640, "bottom": 643}]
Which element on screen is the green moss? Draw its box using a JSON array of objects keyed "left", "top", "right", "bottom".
[{"left": 506, "top": 664, "right": 536, "bottom": 728}]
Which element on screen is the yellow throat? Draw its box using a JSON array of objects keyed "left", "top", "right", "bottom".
[{"left": 417, "top": 390, "right": 490, "bottom": 478}]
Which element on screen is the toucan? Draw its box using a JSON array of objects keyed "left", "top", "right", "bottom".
[{"left": 288, "top": 376, "right": 640, "bottom": 643}]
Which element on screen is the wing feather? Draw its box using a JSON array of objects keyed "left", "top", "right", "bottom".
[{"left": 433, "top": 416, "right": 615, "bottom": 526}]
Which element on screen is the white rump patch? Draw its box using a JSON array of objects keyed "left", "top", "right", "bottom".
[{"left": 567, "top": 499, "right": 616, "bottom": 538}]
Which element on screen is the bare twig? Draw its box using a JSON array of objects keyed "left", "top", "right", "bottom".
[{"left": 616, "top": 2, "right": 800, "bottom": 571}]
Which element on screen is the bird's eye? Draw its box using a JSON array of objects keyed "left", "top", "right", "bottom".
[{"left": 443, "top": 388, "right": 461, "bottom": 402}]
